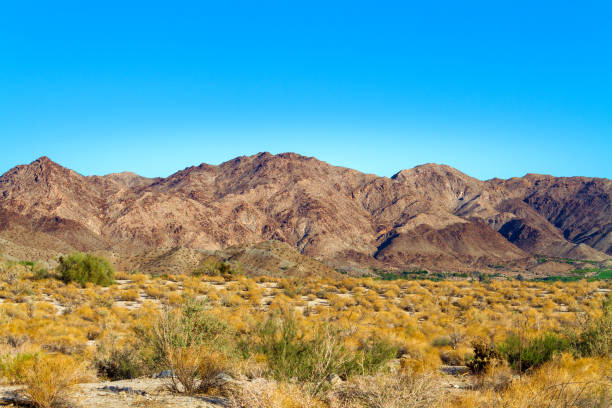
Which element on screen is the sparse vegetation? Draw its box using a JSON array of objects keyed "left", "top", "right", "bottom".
[{"left": 0, "top": 257, "right": 610, "bottom": 406}]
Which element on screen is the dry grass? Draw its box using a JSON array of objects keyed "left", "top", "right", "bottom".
[
  {"left": 118, "top": 288, "right": 139, "bottom": 301},
  {"left": 223, "top": 379, "right": 326, "bottom": 408},
  {"left": 326, "top": 371, "right": 446, "bottom": 408},
  {"left": 16, "top": 353, "right": 92, "bottom": 408},
  {"left": 448, "top": 354, "right": 612, "bottom": 408},
  {"left": 469, "top": 359, "right": 515, "bottom": 392}
]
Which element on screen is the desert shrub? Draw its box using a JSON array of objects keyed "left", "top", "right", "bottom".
[
  {"left": 357, "top": 336, "right": 399, "bottom": 374},
  {"left": 0, "top": 261, "right": 22, "bottom": 284},
  {"left": 95, "top": 343, "right": 142, "bottom": 380},
  {"left": 432, "top": 336, "right": 451, "bottom": 347},
  {"left": 254, "top": 309, "right": 397, "bottom": 395},
  {"left": 469, "top": 359, "right": 514, "bottom": 392},
  {"left": 283, "top": 287, "right": 298, "bottom": 298},
  {"left": 32, "top": 263, "right": 50, "bottom": 280},
  {"left": 498, "top": 333, "right": 569, "bottom": 372},
  {"left": 440, "top": 349, "right": 466, "bottom": 366},
  {"left": 399, "top": 345, "right": 442, "bottom": 373},
  {"left": 118, "top": 288, "right": 139, "bottom": 301},
  {"left": 165, "top": 344, "right": 228, "bottom": 394},
  {"left": 466, "top": 339, "right": 501, "bottom": 374},
  {"left": 144, "top": 285, "right": 165, "bottom": 299},
  {"left": 193, "top": 260, "right": 243, "bottom": 278},
  {"left": 453, "top": 355, "right": 612, "bottom": 408},
  {"left": 224, "top": 379, "right": 325, "bottom": 408},
  {"left": 163, "top": 345, "right": 198, "bottom": 393},
  {"left": 6, "top": 353, "right": 91, "bottom": 408},
  {"left": 256, "top": 310, "right": 353, "bottom": 394},
  {"left": 326, "top": 371, "right": 444, "bottom": 408},
  {"left": 569, "top": 295, "right": 612, "bottom": 358},
  {"left": 138, "top": 298, "right": 234, "bottom": 394},
  {"left": 0, "top": 352, "right": 37, "bottom": 383},
  {"left": 57, "top": 252, "right": 115, "bottom": 287}
]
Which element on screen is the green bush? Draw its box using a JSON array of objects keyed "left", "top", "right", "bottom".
[
  {"left": 498, "top": 333, "right": 568, "bottom": 372},
  {"left": 256, "top": 310, "right": 347, "bottom": 385},
  {"left": 56, "top": 252, "right": 114, "bottom": 287},
  {"left": 136, "top": 298, "right": 234, "bottom": 394},
  {"left": 138, "top": 298, "right": 233, "bottom": 371},
  {"left": 254, "top": 309, "right": 397, "bottom": 395},
  {"left": 357, "top": 336, "right": 398, "bottom": 373},
  {"left": 32, "top": 265, "right": 49, "bottom": 280}
]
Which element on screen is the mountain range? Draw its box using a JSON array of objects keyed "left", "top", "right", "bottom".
[{"left": 0, "top": 153, "right": 610, "bottom": 275}]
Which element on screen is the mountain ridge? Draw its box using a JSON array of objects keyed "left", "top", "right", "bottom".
[{"left": 1, "top": 153, "right": 610, "bottom": 274}]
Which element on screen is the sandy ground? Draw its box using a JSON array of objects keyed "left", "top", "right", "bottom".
[{"left": 0, "top": 370, "right": 472, "bottom": 407}]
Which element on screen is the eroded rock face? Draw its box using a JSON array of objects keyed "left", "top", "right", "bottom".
[{"left": 0, "top": 153, "right": 610, "bottom": 270}]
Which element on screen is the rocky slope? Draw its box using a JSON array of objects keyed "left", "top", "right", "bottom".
[{"left": 0, "top": 153, "right": 610, "bottom": 273}]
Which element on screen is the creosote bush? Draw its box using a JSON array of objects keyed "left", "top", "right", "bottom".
[
  {"left": 255, "top": 309, "right": 352, "bottom": 394},
  {"left": 252, "top": 308, "right": 398, "bottom": 395},
  {"left": 138, "top": 298, "right": 233, "bottom": 394},
  {"left": 57, "top": 252, "right": 115, "bottom": 287},
  {"left": 498, "top": 332, "right": 569, "bottom": 372}
]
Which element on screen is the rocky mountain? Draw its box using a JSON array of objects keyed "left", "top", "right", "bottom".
[{"left": 0, "top": 153, "right": 610, "bottom": 273}]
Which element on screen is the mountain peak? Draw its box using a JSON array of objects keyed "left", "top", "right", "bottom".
[
  {"left": 391, "top": 163, "right": 475, "bottom": 182},
  {"left": 31, "top": 156, "right": 61, "bottom": 169},
  {"left": 28, "top": 156, "right": 68, "bottom": 173},
  {"left": 34, "top": 156, "right": 53, "bottom": 163}
]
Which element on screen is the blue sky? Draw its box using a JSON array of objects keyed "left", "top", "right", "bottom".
[{"left": 1, "top": 1, "right": 611, "bottom": 179}]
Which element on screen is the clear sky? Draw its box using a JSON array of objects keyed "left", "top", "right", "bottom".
[{"left": 1, "top": 1, "right": 611, "bottom": 180}]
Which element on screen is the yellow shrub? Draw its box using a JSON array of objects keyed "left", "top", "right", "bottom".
[
  {"left": 168, "top": 292, "right": 184, "bottom": 305},
  {"left": 400, "top": 344, "right": 441, "bottom": 373},
  {"left": 164, "top": 345, "right": 229, "bottom": 395},
  {"left": 131, "top": 273, "right": 148, "bottom": 284},
  {"left": 225, "top": 380, "right": 325, "bottom": 408},
  {"left": 144, "top": 285, "right": 165, "bottom": 299},
  {"left": 10, "top": 353, "right": 92, "bottom": 408},
  {"left": 118, "top": 289, "right": 139, "bottom": 302}
]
